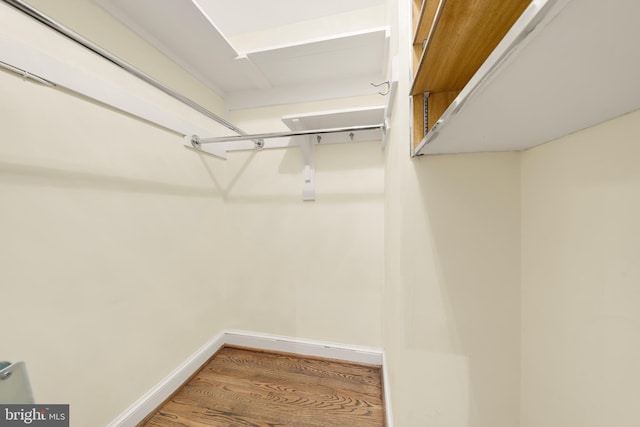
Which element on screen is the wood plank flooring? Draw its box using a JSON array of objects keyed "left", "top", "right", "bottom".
[{"left": 139, "top": 346, "right": 385, "bottom": 427}]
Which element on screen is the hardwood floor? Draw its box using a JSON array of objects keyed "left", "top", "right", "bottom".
[{"left": 139, "top": 346, "right": 385, "bottom": 427}]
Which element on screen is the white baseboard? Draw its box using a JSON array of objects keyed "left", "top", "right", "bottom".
[
  {"left": 107, "top": 330, "right": 393, "bottom": 427},
  {"left": 223, "top": 329, "right": 384, "bottom": 365},
  {"left": 106, "top": 331, "right": 227, "bottom": 427},
  {"left": 381, "top": 351, "right": 394, "bottom": 427}
]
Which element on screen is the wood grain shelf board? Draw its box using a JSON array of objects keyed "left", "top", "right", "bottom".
[
  {"left": 413, "top": 0, "right": 440, "bottom": 44},
  {"left": 412, "top": 93, "right": 426, "bottom": 151},
  {"left": 412, "top": 42, "right": 423, "bottom": 75},
  {"left": 412, "top": 0, "right": 423, "bottom": 37},
  {"left": 411, "top": 0, "right": 640, "bottom": 156},
  {"left": 412, "top": 91, "right": 459, "bottom": 151},
  {"left": 428, "top": 90, "right": 459, "bottom": 131},
  {"left": 411, "top": 0, "right": 531, "bottom": 95}
]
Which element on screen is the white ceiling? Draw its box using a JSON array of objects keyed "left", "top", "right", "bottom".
[
  {"left": 94, "top": 0, "right": 388, "bottom": 110},
  {"left": 197, "top": 0, "right": 384, "bottom": 37}
]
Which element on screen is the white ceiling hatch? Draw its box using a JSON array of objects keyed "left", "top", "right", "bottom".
[{"left": 93, "top": 0, "right": 389, "bottom": 110}]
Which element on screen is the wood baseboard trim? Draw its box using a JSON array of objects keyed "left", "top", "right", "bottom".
[{"left": 107, "top": 330, "right": 393, "bottom": 427}]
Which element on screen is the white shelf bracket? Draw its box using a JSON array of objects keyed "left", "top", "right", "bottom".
[
  {"left": 291, "top": 118, "right": 315, "bottom": 201},
  {"left": 183, "top": 135, "right": 228, "bottom": 160},
  {"left": 381, "top": 55, "right": 398, "bottom": 150},
  {"left": 301, "top": 138, "right": 316, "bottom": 201}
]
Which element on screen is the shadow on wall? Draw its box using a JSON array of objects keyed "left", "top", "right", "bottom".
[
  {"left": 277, "top": 139, "right": 386, "bottom": 174},
  {"left": 210, "top": 140, "right": 385, "bottom": 204},
  {"left": 196, "top": 149, "right": 255, "bottom": 199},
  {"left": 0, "top": 160, "right": 222, "bottom": 198},
  {"left": 408, "top": 152, "right": 521, "bottom": 426}
]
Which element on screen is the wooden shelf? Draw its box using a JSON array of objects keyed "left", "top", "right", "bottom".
[
  {"left": 413, "top": 0, "right": 439, "bottom": 45},
  {"left": 412, "top": 0, "right": 423, "bottom": 39},
  {"left": 412, "top": 94, "right": 426, "bottom": 148},
  {"left": 412, "top": 0, "right": 640, "bottom": 156},
  {"left": 412, "top": 0, "right": 530, "bottom": 95},
  {"left": 412, "top": 0, "right": 439, "bottom": 76},
  {"left": 410, "top": 0, "right": 530, "bottom": 151},
  {"left": 411, "top": 91, "right": 459, "bottom": 151},
  {"left": 427, "top": 91, "right": 459, "bottom": 130}
]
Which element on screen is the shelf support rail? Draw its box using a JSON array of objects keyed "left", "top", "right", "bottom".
[
  {"left": 190, "top": 124, "right": 385, "bottom": 145},
  {"left": 186, "top": 123, "right": 386, "bottom": 202}
]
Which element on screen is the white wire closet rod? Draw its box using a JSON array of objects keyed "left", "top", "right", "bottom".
[
  {"left": 1, "top": 0, "right": 260, "bottom": 144},
  {"left": 192, "top": 124, "right": 385, "bottom": 145}
]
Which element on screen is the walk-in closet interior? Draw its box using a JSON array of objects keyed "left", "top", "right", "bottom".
[{"left": 1, "top": 0, "right": 639, "bottom": 425}]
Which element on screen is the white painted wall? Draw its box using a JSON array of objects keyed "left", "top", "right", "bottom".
[
  {"left": 224, "top": 97, "right": 385, "bottom": 347},
  {"left": 382, "top": 0, "right": 522, "bottom": 426},
  {"left": 0, "top": 63, "right": 229, "bottom": 427},
  {"left": 11, "top": 1, "right": 639, "bottom": 427},
  {"left": 0, "top": 2, "right": 227, "bottom": 425},
  {"left": 1, "top": 2, "right": 386, "bottom": 426},
  {"left": 521, "top": 110, "right": 640, "bottom": 427},
  {"left": 383, "top": 144, "right": 522, "bottom": 426}
]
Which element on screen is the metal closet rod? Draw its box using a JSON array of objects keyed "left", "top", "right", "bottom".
[
  {"left": 194, "top": 124, "right": 385, "bottom": 144},
  {"left": 0, "top": 60, "right": 55, "bottom": 86},
  {"left": 1, "top": 0, "right": 255, "bottom": 141}
]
